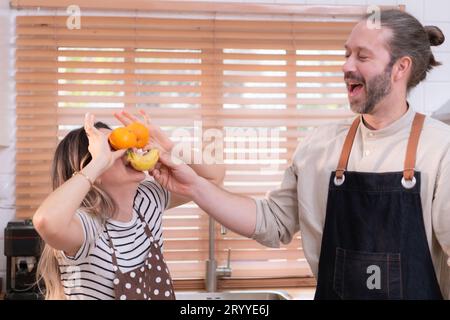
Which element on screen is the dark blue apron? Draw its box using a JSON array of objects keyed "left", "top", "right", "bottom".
[{"left": 314, "top": 113, "right": 443, "bottom": 300}]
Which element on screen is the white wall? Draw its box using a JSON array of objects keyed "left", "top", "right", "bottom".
[{"left": 1, "top": 0, "right": 450, "bottom": 292}]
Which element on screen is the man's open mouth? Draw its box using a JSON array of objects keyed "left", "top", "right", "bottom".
[{"left": 347, "top": 81, "right": 365, "bottom": 97}]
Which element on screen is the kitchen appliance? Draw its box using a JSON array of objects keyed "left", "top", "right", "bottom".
[{"left": 4, "top": 219, "right": 43, "bottom": 299}]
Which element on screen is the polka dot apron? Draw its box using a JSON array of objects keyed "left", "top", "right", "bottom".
[{"left": 105, "top": 212, "right": 175, "bottom": 300}]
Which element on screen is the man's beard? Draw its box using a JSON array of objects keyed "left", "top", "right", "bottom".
[{"left": 346, "top": 65, "right": 393, "bottom": 114}]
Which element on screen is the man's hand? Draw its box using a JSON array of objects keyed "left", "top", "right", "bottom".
[{"left": 150, "top": 151, "right": 199, "bottom": 197}]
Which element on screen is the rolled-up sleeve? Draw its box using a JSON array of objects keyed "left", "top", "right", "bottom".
[{"left": 252, "top": 165, "right": 300, "bottom": 248}]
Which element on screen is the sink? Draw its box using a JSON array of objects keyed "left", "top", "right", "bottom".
[{"left": 175, "top": 290, "right": 292, "bottom": 300}]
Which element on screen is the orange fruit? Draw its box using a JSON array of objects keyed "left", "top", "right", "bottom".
[
  {"left": 108, "top": 127, "right": 137, "bottom": 150},
  {"left": 126, "top": 122, "right": 149, "bottom": 149}
]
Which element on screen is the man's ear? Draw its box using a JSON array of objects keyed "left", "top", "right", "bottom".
[{"left": 392, "top": 56, "right": 412, "bottom": 82}]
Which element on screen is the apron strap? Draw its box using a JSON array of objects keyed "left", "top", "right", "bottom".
[
  {"left": 105, "top": 225, "right": 121, "bottom": 270},
  {"left": 335, "top": 112, "right": 425, "bottom": 184},
  {"left": 135, "top": 209, "right": 156, "bottom": 240},
  {"left": 403, "top": 113, "right": 425, "bottom": 181},
  {"left": 335, "top": 116, "right": 361, "bottom": 180}
]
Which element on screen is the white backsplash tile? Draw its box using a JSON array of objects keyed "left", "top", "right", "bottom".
[
  {"left": 424, "top": 82, "right": 450, "bottom": 113},
  {"left": 424, "top": 0, "right": 450, "bottom": 22}
]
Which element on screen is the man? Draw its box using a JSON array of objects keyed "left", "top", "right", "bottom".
[{"left": 152, "top": 10, "right": 449, "bottom": 299}]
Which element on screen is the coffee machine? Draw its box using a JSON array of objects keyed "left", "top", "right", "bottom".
[{"left": 4, "top": 219, "right": 44, "bottom": 299}]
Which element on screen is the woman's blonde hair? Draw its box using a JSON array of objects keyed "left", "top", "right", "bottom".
[{"left": 36, "top": 122, "right": 116, "bottom": 299}]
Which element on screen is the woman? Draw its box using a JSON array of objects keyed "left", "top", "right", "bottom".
[{"left": 33, "top": 111, "right": 224, "bottom": 300}]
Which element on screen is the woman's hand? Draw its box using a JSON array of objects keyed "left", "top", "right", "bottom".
[
  {"left": 84, "top": 113, "right": 126, "bottom": 173},
  {"left": 151, "top": 151, "right": 200, "bottom": 197},
  {"left": 114, "top": 109, "right": 174, "bottom": 153}
]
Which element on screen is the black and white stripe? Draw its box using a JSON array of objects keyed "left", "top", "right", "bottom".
[{"left": 57, "top": 179, "right": 170, "bottom": 300}]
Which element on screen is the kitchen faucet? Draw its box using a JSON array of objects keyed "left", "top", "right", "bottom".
[{"left": 205, "top": 216, "right": 232, "bottom": 292}]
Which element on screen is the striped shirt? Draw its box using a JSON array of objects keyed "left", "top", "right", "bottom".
[{"left": 57, "top": 179, "right": 170, "bottom": 300}]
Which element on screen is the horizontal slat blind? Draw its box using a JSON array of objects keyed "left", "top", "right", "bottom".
[
  {"left": 10, "top": 1, "right": 404, "bottom": 17},
  {"left": 15, "top": 8, "right": 384, "bottom": 283}
]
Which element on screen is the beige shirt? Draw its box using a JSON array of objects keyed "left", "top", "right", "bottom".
[{"left": 253, "top": 106, "right": 450, "bottom": 299}]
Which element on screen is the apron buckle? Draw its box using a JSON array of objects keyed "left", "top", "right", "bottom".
[
  {"left": 334, "top": 173, "right": 345, "bottom": 186},
  {"left": 401, "top": 176, "right": 416, "bottom": 189}
]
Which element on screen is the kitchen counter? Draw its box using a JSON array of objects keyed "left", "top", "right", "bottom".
[
  {"left": 231, "top": 287, "right": 315, "bottom": 300},
  {"left": 284, "top": 287, "right": 315, "bottom": 300},
  {"left": 174, "top": 287, "right": 316, "bottom": 300}
]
